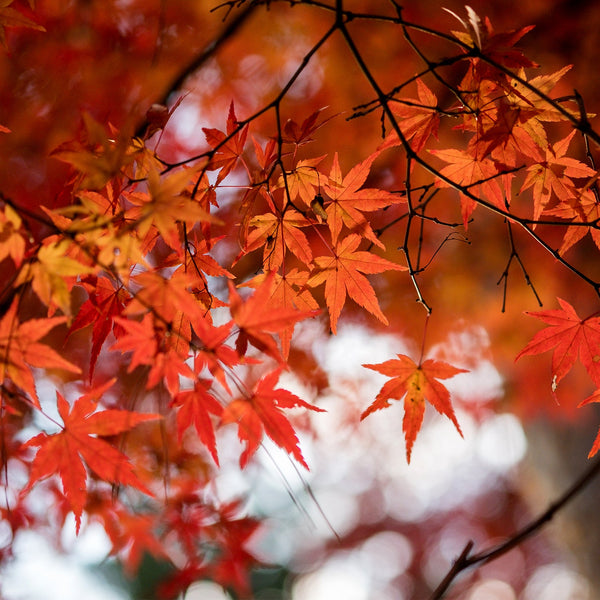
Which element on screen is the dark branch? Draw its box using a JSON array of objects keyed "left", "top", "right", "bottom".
[{"left": 429, "top": 455, "right": 600, "bottom": 599}]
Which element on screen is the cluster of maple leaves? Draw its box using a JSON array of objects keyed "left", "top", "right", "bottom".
[{"left": 2, "top": 1, "right": 600, "bottom": 595}]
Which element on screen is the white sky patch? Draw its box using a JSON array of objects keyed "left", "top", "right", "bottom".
[
  {"left": 523, "top": 564, "right": 592, "bottom": 600},
  {"left": 476, "top": 413, "right": 527, "bottom": 471},
  {"left": 185, "top": 581, "right": 233, "bottom": 600},
  {"left": 292, "top": 554, "right": 371, "bottom": 600},
  {"left": 1, "top": 530, "right": 126, "bottom": 600}
]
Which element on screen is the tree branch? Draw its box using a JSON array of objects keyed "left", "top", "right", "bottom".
[
  {"left": 429, "top": 454, "right": 600, "bottom": 599},
  {"left": 134, "top": 3, "right": 258, "bottom": 138}
]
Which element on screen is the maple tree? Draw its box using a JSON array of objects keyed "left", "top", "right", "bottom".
[{"left": 3, "top": 0, "right": 600, "bottom": 598}]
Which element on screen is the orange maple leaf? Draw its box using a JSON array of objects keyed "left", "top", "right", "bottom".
[
  {"left": 379, "top": 79, "right": 440, "bottom": 154},
  {"left": 324, "top": 152, "right": 401, "bottom": 248},
  {"left": 125, "top": 168, "right": 217, "bottom": 254},
  {"left": 516, "top": 298, "right": 600, "bottom": 389},
  {"left": 429, "top": 147, "right": 506, "bottom": 226},
  {"left": 23, "top": 391, "right": 161, "bottom": 532},
  {"left": 447, "top": 6, "right": 536, "bottom": 69},
  {"left": 280, "top": 156, "right": 327, "bottom": 208},
  {"left": 281, "top": 107, "right": 335, "bottom": 147},
  {"left": 519, "top": 131, "right": 596, "bottom": 221},
  {"left": 221, "top": 369, "right": 324, "bottom": 468},
  {"left": 15, "top": 237, "right": 96, "bottom": 315},
  {"left": 0, "top": 204, "right": 25, "bottom": 267},
  {"left": 229, "top": 272, "right": 319, "bottom": 363},
  {"left": 361, "top": 355, "right": 466, "bottom": 462},
  {"left": 544, "top": 189, "right": 600, "bottom": 254},
  {"left": 0, "top": 299, "right": 80, "bottom": 406},
  {"left": 241, "top": 269, "right": 318, "bottom": 359},
  {"left": 240, "top": 207, "right": 312, "bottom": 270},
  {"left": 307, "top": 234, "right": 406, "bottom": 334},
  {"left": 51, "top": 113, "right": 139, "bottom": 191}
]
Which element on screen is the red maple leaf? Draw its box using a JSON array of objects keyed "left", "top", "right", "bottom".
[
  {"left": 281, "top": 107, "right": 335, "bottom": 147},
  {"left": 203, "top": 101, "right": 248, "bottom": 184},
  {"left": 68, "top": 275, "right": 130, "bottom": 378},
  {"left": 23, "top": 390, "right": 161, "bottom": 531},
  {"left": 577, "top": 391, "right": 600, "bottom": 458},
  {"left": 221, "top": 369, "right": 324, "bottom": 468},
  {"left": 190, "top": 314, "right": 240, "bottom": 392},
  {"left": 516, "top": 298, "right": 600, "bottom": 389},
  {"left": 361, "top": 354, "right": 466, "bottom": 462},
  {"left": 112, "top": 313, "right": 194, "bottom": 394},
  {"left": 171, "top": 379, "right": 224, "bottom": 465},
  {"left": 307, "top": 234, "right": 406, "bottom": 334}
]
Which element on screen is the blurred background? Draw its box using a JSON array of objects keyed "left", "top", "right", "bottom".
[{"left": 2, "top": 0, "right": 600, "bottom": 598}]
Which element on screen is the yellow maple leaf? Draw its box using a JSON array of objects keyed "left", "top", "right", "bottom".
[
  {"left": 0, "top": 204, "right": 26, "bottom": 266},
  {"left": 16, "top": 239, "right": 95, "bottom": 315}
]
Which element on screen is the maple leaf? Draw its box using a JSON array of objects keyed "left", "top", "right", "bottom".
[
  {"left": 0, "top": 299, "right": 80, "bottom": 406},
  {"left": 446, "top": 6, "right": 536, "bottom": 69},
  {"left": 508, "top": 66, "right": 575, "bottom": 124},
  {"left": 239, "top": 206, "right": 312, "bottom": 270},
  {"left": 112, "top": 313, "right": 194, "bottom": 394},
  {"left": 516, "top": 298, "right": 600, "bottom": 389},
  {"left": 472, "top": 96, "right": 546, "bottom": 167},
  {"left": 16, "top": 238, "right": 96, "bottom": 315},
  {"left": 210, "top": 506, "right": 260, "bottom": 595},
  {"left": 190, "top": 315, "right": 240, "bottom": 393},
  {"left": 324, "top": 152, "right": 401, "bottom": 248},
  {"left": 229, "top": 272, "right": 319, "bottom": 363},
  {"left": 0, "top": 203, "right": 26, "bottom": 266},
  {"left": 307, "top": 234, "right": 406, "bottom": 334},
  {"left": 252, "top": 135, "right": 278, "bottom": 174},
  {"left": 90, "top": 497, "right": 166, "bottom": 576},
  {"left": 281, "top": 107, "right": 335, "bottom": 147},
  {"left": 361, "top": 355, "right": 466, "bottom": 462},
  {"left": 519, "top": 131, "right": 596, "bottom": 221},
  {"left": 23, "top": 391, "right": 161, "bottom": 532},
  {"left": 0, "top": 0, "right": 45, "bottom": 49},
  {"left": 241, "top": 269, "right": 318, "bottom": 359},
  {"left": 179, "top": 235, "right": 234, "bottom": 280},
  {"left": 203, "top": 101, "right": 248, "bottom": 184},
  {"left": 125, "top": 168, "right": 217, "bottom": 254},
  {"left": 429, "top": 147, "right": 506, "bottom": 225},
  {"left": 68, "top": 275, "right": 130, "bottom": 378},
  {"left": 125, "top": 268, "right": 209, "bottom": 324},
  {"left": 280, "top": 155, "right": 327, "bottom": 209},
  {"left": 171, "top": 379, "right": 224, "bottom": 465},
  {"left": 379, "top": 79, "right": 441, "bottom": 154},
  {"left": 51, "top": 113, "right": 139, "bottom": 190},
  {"left": 544, "top": 189, "right": 600, "bottom": 254},
  {"left": 221, "top": 369, "right": 324, "bottom": 468}
]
